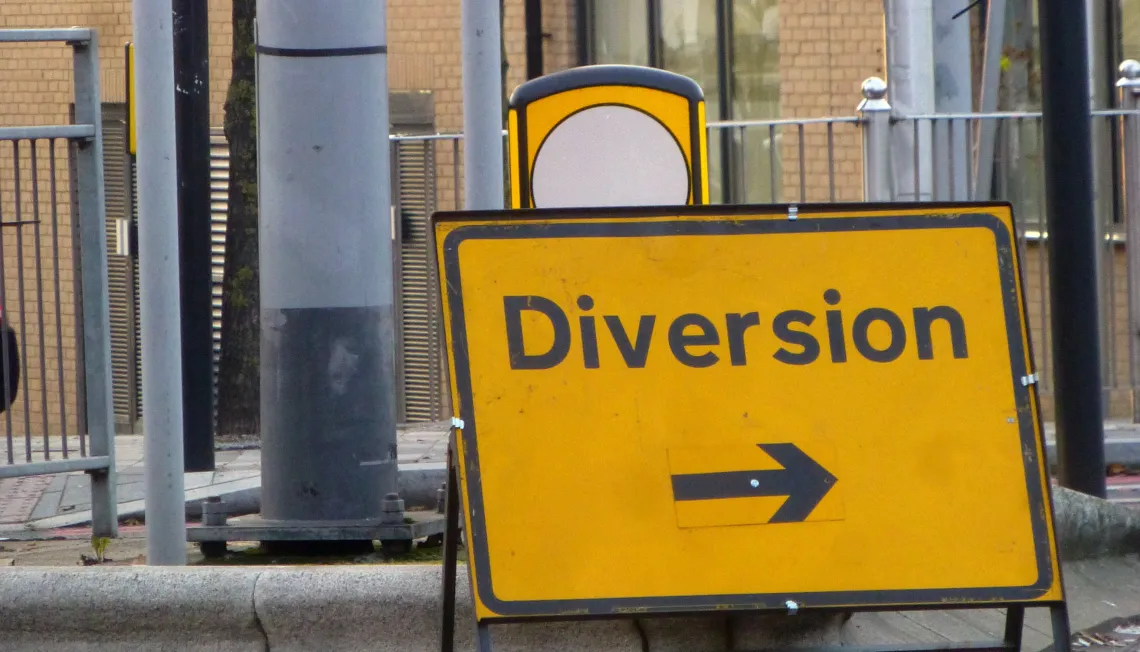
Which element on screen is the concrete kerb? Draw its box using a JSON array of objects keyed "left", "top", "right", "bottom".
[
  {"left": 0, "top": 565, "right": 852, "bottom": 652},
  {"left": 0, "top": 567, "right": 266, "bottom": 652},
  {"left": 1051, "top": 485, "right": 1140, "bottom": 560},
  {"left": 0, "top": 488, "right": 1134, "bottom": 652}
]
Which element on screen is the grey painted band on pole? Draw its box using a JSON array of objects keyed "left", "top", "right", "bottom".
[
  {"left": 256, "top": 0, "right": 398, "bottom": 521},
  {"left": 461, "top": 0, "right": 505, "bottom": 211},
  {"left": 133, "top": 0, "right": 188, "bottom": 565}
]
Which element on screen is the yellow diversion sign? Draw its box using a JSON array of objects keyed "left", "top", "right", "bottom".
[{"left": 434, "top": 202, "right": 1063, "bottom": 621}]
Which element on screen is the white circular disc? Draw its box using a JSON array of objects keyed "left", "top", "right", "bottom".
[{"left": 530, "top": 104, "right": 691, "bottom": 208}]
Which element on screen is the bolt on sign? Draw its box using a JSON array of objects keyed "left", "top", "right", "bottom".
[
  {"left": 506, "top": 64, "right": 709, "bottom": 209},
  {"left": 433, "top": 202, "right": 1071, "bottom": 652}
]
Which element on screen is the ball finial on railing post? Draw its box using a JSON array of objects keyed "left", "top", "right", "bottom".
[
  {"left": 861, "top": 77, "right": 888, "bottom": 102},
  {"left": 1117, "top": 60, "right": 1140, "bottom": 104},
  {"left": 1120, "top": 59, "right": 1140, "bottom": 81},
  {"left": 857, "top": 75, "right": 892, "bottom": 202}
]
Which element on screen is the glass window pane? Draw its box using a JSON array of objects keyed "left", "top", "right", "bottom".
[
  {"left": 732, "top": 0, "right": 780, "bottom": 202},
  {"left": 659, "top": 0, "right": 720, "bottom": 105},
  {"left": 660, "top": 0, "right": 721, "bottom": 200},
  {"left": 593, "top": 1, "right": 649, "bottom": 65},
  {"left": 732, "top": 0, "right": 779, "bottom": 121}
]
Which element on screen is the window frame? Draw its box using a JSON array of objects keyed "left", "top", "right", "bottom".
[{"left": 579, "top": 0, "right": 741, "bottom": 201}]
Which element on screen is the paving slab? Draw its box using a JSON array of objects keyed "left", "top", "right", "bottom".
[
  {"left": 0, "top": 476, "right": 52, "bottom": 524},
  {"left": 0, "top": 423, "right": 452, "bottom": 531},
  {"left": 12, "top": 419, "right": 1137, "bottom": 534},
  {"left": 27, "top": 491, "right": 61, "bottom": 522}
]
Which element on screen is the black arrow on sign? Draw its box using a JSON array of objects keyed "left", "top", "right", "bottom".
[{"left": 670, "top": 443, "right": 838, "bottom": 523}]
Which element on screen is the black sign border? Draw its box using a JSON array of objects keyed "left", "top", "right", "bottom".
[{"left": 438, "top": 205, "right": 1058, "bottom": 620}]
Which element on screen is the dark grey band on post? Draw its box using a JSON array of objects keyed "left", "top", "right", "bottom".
[{"left": 256, "top": 44, "right": 388, "bottom": 58}]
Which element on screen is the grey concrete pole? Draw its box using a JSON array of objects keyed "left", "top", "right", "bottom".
[
  {"left": 462, "top": 0, "right": 505, "bottom": 210},
  {"left": 132, "top": 0, "right": 188, "bottom": 565},
  {"left": 883, "top": 0, "right": 934, "bottom": 202},
  {"left": 973, "top": 0, "right": 1007, "bottom": 200},
  {"left": 257, "top": 0, "right": 397, "bottom": 521},
  {"left": 932, "top": 0, "right": 972, "bottom": 200}
]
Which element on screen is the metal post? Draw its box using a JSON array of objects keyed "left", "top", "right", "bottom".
[
  {"left": 173, "top": 0, "right": 216, "bottom": 473},
  {"left": 973, "top": 0, "right": 1008, "bottom": 200},
  {"left": 525, "top": 0, "right": 543, "bottom": 80},
  {"left": 133, "top": 0, "right": 188, "bottom": 562},
  {"left": 859, "top": 77, "right": 892, "bottom": 202},
  {"left": 71, "top": 32, "right": 118, "bottom": 540},
  {"left": 883, "top": 0, "right": 934, "bottom": 202},
  {"left": 1118, "top": 60, "right": 1140, "bottom": 423},
  {"left": 933, "top": 0, "right": 972, "bottom": 200},
  {"left": 1039, "top": 0, "right": 1107, "bottom": 498},
  {"left": 462, "top": 0, "right": 505, "bottom": 210},
  {"left": 257, "top": 0, "right": 398, "bottom": 522}
]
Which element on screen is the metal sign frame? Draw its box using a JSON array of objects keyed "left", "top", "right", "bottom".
[{"left": 434, "top": 201, "right": 1071, "bottom": 652}]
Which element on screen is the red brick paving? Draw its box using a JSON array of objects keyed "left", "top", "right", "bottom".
[{"left": 0, "top": 476, "right": 53, "bottom": 524}]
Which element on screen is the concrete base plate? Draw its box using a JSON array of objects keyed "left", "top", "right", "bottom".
[{"left": 186, "top": 510, "right": 446, "bottom": 543}]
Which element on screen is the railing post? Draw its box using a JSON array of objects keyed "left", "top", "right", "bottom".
[
  {"left": 859, "top": 77, "right": 892, "bottom": 202},
  {"left": 1118, "top": 59, "right": 1140, "bottom": 423},
  {"left": 71, "top": 32, "right": 118, "bottom": 538}
]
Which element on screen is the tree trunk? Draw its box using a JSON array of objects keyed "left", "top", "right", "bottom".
[{"left": 216, "top": 0, "right": 260, "bottom": 437}]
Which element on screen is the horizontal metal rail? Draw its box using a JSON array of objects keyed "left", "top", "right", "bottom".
[
  {"left": 0, "top": 125, "right": 96, "bottom": 141},
  {"left": 0, "top": 28, "right": 93, "bottom": 43},
  {"left": 903, "top": 109, "right": 1140, "bottom": 121},
  {"left": 388, "top": 130, "right": 507, "bottom": 143},
  {"left": 708, "top": 116, "right": 862, "bottom": 128},
  {"left": 0, "top": 456, "right": 111, "bottom": 479}
]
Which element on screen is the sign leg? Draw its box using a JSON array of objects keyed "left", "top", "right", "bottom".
[
  {"left": 476, "top": 622, "right": 494, "bottom": 652},
  {"left": 439, "top": 457, "right": 461, "bottom": 652},
  {"left": 1050, "top": 604, "right": 1073, "bottom": 652},
  {"left": 1004, "top": 606, "right": 1025, "bottom": 650}
]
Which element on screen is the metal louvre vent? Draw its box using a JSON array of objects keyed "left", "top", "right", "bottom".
[
  {"left": 101, "top": 103, "right": 140, "bottom": 433},
  {"left": 209, "top": 129, "right": 228, "bottom": 428},
  {"left": 394, "top": 138, "right": 443, "bottom": 423},
  {"left": 103, "top": 93, "right": 443, "bottom": 428},
  {"left": 130, "top": 136, "right": 141, "bottom": 425}
]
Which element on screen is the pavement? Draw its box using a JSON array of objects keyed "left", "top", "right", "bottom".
[
  {"left": 0, "top": 422, "right": 449, "bottom": 533},
  {"left": 1, "top": 419, "right": 1140, "bottom": 535}
]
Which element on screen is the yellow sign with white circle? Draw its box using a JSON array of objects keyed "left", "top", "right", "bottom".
[{"left": 506, "top": 65, "right": 710, "bottom": 209}]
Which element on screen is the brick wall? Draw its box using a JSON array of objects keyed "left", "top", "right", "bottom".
[
  {"left": 0, "top": 1, "right": 235, "bottom": 442},
  {"left": 387, "top": 0, "right": 578, "bottom": 211},
  {"left": 778, "top": 0, "right": 885, "bottom": 203},
  {"left": 2, "top": 1, "right": 1134, "bottom": 431},
  {"left": 0, "top": 2, "right": 122, "bottom": 441}
]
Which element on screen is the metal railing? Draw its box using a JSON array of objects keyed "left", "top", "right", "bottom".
[
  {"left": 383, "top": 65, "right": 1140, "bottom": 423},
  {"left": 856, "top": 67, "right": 1140, "bottom": 423},
  {"left": 0, "top": 29, "right": 116, "bottom": 537}
]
